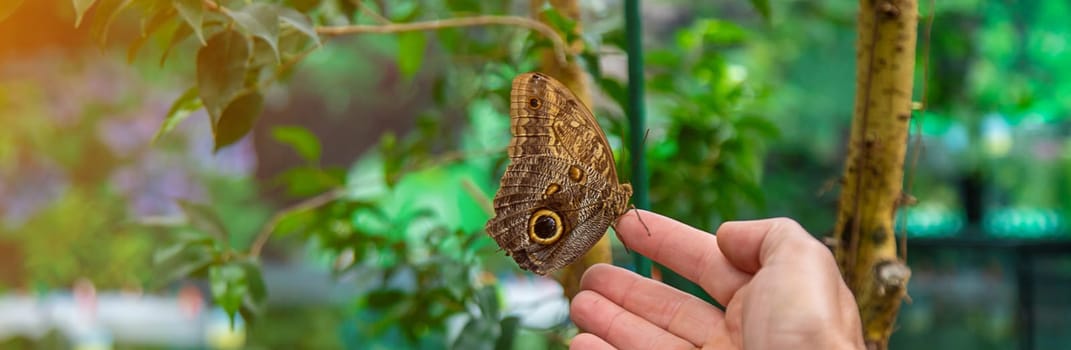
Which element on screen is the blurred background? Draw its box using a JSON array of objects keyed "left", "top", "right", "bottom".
[{"left": 0, "top": 0, "right": 1069, "bottom": 349}]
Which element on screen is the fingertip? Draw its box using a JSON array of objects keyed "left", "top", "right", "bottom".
[
  {"left": 569, "top": 290, "right": 605, "bottom": 331},
  {"left": 578, "top": 263, "right": 624, "bottom": 291},
  {"left": 570, "top": 290, "right": 600, "bottom": 317},
  {"left": 569, "top": 333, "right": 614, "bottom": 350}
]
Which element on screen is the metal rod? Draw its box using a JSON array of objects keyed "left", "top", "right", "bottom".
[{"left": 624, "top": 0, "right": 651, "bottom": 277}]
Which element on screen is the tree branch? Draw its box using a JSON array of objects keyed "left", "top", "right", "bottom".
[
  {"left": 249, "top": 188, "right": 344, "bottom": 258},
  {"left": 203, "top": 0, "right": 570, "bottom": 65},
  {"left": 315, "top": 16, "right": 570, "bottom": 65}
]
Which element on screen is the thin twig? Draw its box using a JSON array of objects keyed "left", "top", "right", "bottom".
[
  {"left": 202, "top": 0, "right": 220, "bottom": 11},
  {"left": 461, "top": 178, "right": 494, "bottom": 217},
  {"left": 256, "top": 45, "right": 321, "bottom": 89},
  {"left": 249, "top": 189, "right": 345, "bottom": 257},
  {"left": 398, "top": 147, "right": 506, "bottom": 175},
  {"left": 353, "top": 0, "right": 393, "bottom": 25},
  {"left": 316, "top": 16, "right": 570, "bottom": 65}
]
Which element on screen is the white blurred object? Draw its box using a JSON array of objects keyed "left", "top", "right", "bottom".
[
  {"left": 0, "top": 262, "right": 354, "bottom": 347},
  {"left": 0, "top": 290, "right": 208, "bottom": 347},
  {"left": 499, "top": 275, "right": 570, "bottom": 328},
  {"left": 0, "top": 295, "right": 50, "bottom": 340}
]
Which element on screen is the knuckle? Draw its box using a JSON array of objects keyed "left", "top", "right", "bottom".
[{"left": 767, "top": 217, "right": 805, "bottom": 232}]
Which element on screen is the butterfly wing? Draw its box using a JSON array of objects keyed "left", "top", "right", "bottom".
[
  {"left": 486, "top": 155, "right": 623, "bottom": 275},
  {"left": 508, "top": 72, "right": 621, "bottom": 182}
]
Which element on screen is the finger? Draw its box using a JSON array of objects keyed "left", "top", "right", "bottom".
[
  {"left": 569, "top": 333, "right": 615, "bottom": 350},
  {"left": 715, "top": 218, "right": 832, "bottom": 273},
  {"left": 579, "top": 264, "right": 723, "bottom": 346},
  {"left": 614, "top": 209, "right": 751, "bottom": 305},
  {"left": 571, "top": 290, "right": 696, "bottom": 350}
]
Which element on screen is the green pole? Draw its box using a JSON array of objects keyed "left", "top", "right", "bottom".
[{"left": 624, "top": 0, "right": 651, "bottom": 277}]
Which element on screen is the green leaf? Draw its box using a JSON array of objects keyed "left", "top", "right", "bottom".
[
  {"left": 214, "top": 91, "right": 264, "bottom": 151},
  {"left": 196, "top": 29, "right": 251, "bottom": 119},
  {"left": 602, "top": 28, "right": 626, "bottom": 49},
  {"left": 0, "top": 0, "right": 25, "bottom": 24},
  {"left": 579, "top": 49, "right": 602, "bottom": 80},
  {"left": 130, "top": 0, "right": 169, "bottom": 33},
  {"left": 249, "top": 38, "right": 281, "bottom": 67},
  {"left": 474, "top": 285, "right": 499, "bottom": 319},
  {"left": 176, "top": 200, "right": 230, "bottom": 243},
  {"left": 278, "top": 7, "right": 320, "bottom": 46},
  {"left": 693, "top": 19, "right": 747, "bottom": 46},
  {"left": 152, "top": 235, "right": 212, "bottom": 266},
  {"left": 274, "top": 209, "right": 316, "bottom": 236},
  {"left": 749, "top": 0, "right": 771, "bottom": 21},
  {"left": 389, "top": 0, "right": 419, "bottom": 22},
  {"left": 153, "top": 86, "right": 202, "bottom": 142},
  {"left": 736, "top": 114, "right": 779, "bottom": 138},
  {"left": 274, "top": 165, "right": 339, "bottom": 197},
  {"left": 365, "top": 289, "right": 406, "bottom": 310},
  {"left": 286, "top": 0, "right": 321, "bottom": 12},
  {"left": 173, "top": 0, "right": 205, "bottom": 44},
  {"left": 540, "top": 7, "right": 578, "bottom": 42},
  {"left": 596, "top": 77, "right": 627, "bottom": 111},
  {"left": 272, "top": 125, "right": 321, "bottom": 163},
  {"left": 73, "top": 0, "right": 99, "bottom": 27},
  {"left": 128, "top": 8, "right": 176, "bottom": 63},
  {"left": 239, "top": 260, "right": 267, "bottom": 308},
  {"left": 210, "top": 263, "right": 249, "bottom": 326},
  {"left": 493, "top": 316, "right": 519, "bottom": 350},
  {"left": 152, "top": 242, "right": 215, "bottom": 289},
  {"left": 397, "top": 32, "right": 426, "bottom": 79},
  {"left": 645, "top": 49, "right": 679, "bottom": 68},
  {"left": 452, "top": 317, "right": 497, "bottom": 350},
  {"left": 446, "top": 0, "right": 481, "bottom": 13},
  {"left": 88, "top": 0, "right": 132, "bottom": 46},
  {"left": 225, "top": 3, "right": 281, "bottom": 64},
  {"left": 160, "top": 21, "right": 193, "bottom": 66}
]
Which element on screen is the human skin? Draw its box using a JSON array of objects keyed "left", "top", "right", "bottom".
[{"left": 569, "top": 210, "right": 865, "bottom": 350}]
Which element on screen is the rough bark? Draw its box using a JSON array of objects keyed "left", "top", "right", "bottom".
[
  {"left": 528, "top": 0, "right": 610, "bottom": 300},
  {"left": 832, "top": 0, "right": 918, "bottom": 349}
]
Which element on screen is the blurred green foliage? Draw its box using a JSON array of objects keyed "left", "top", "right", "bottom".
[
  {"left": 4, "top": 0, "right": 1071, "bottom": 348},
  {"left": 56, "top": 0, "right": 771, "bottom": 347},
  {"left": 0, "top": 56, "right": 268, "bottom": 292}
]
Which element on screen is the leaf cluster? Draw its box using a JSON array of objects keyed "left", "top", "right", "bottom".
[
  {"left": 585, "top": 18, "right": 777, "bottom": 229},
  {"left": 75, "top": 0, "right": 320, "bottom": 151}
]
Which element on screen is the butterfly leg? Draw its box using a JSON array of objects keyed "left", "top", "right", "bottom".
[
  {"left": 629, "top": 205, "right": 652, "bottom": 236},
  {"left": 609, "top": 223, "right": 633, "bottom": 256}
]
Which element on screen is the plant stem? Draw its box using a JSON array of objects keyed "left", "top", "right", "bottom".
[
  {"left": 316, "top": 16, "right": 569, "bottom": 65},
  {"left": 249, "top": 189, "right": 344, "bottom": 258}
]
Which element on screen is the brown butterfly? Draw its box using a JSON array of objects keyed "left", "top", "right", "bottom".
[{"left": 484, "top": 72, "right": 633, "bottom": 275}]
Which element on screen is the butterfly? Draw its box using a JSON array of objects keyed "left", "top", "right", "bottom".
[{"left": 484, "top": 72, "right": 633, "bottom": 275}]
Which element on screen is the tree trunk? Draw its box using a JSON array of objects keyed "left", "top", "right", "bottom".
[
  {"left": 832, "top": 0, "right": 918, "bottom": 349},
  {"left": 528, "top": 0, "right": 611, "bottom": 300}
]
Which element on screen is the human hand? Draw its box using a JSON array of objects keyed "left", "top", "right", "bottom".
[{"left": 569, "top": 210, "right": 864, "bottom": 350}]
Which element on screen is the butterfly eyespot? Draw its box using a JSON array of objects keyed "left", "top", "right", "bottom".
[
  {"left": 528, "top": 208, "right": 563, "bottom": 245},
  {"left": 543, "top": 183, "right": 561, "bottom": 198},
  {"left": 527, "top": 97, "right": 542, "bottom": 110}
]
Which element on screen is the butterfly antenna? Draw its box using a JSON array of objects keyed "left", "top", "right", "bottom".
[
  {"left": 642, "top": 128, "right": 651, "bottom": 147},
  {"left": 631, "top": 206, "right": 652, "bottom": 236}
]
